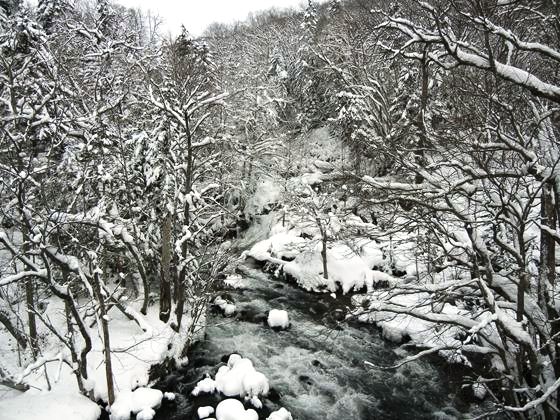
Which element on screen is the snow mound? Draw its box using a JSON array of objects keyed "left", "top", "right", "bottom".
[
  {"left": 110, "top": 387, "right": 163, "bottom": 420},
  {"left": 267, "top": 407, "right": 293, "bottom": 420},
  {"left": 284, "top": 243, "right": 382, "bottom": 294},
  {"left": 354, "top": 290, "right": 475, "bottom": 364},
  {"left": 215, "top": 398, "right": 258, "bottom": 420},
  {"left": 249, "top": 396, "right": 262, "bottom": 408},
  {"left": 136, "top": 408, "right": 155, "bottom": 420},
  {"left": 0, "top": 391, "right": 101, "bottom": 420},
  {"left": 215, "top": 355, "right": 269, "bottom": 398},
  {"left": 198, "top": 405, "right": 215, "bottom": 419},
  {"left": 247, "top": 232, "right": 306, "bottom": 263},
  {"left": 267, "top": 309, "right": 289, "bottom": 329},
  {"left": 192, "top": 377, "right": 217, "bottom": 396},
  {"left": 248, "top": 225, "right": 395, "bottom": 294}
]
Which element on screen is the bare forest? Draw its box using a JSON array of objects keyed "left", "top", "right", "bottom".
[{"left": 1, "top": 1, "right": 560, "bottom": 419}]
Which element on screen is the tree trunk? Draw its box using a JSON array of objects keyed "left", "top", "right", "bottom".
[
  {"left": 65, "top": 300, "right": 85, "bottom": 394},
  {"left": 160, "top": 212, "right": 173, "bottom": 323},
  {"left": 0, "top": 310, "right": 28, "bottom": 350},
  {"left": 21, "top": 221, "right": 38, "bottom": 358},
  {"left": 414, "top": 48, "right": 429, "bottom": 184},
  {"left": 540, "top": 181, "right": 560, "bottom": 411},
  {"left": 25, "top": 278, "right": 38, "bottom": 358},
  {"left": 316, "top": 217, "right": 328, "bottom": 279},
  {"left": 92, "top": 272, "right": 115, "bottom": 405}
]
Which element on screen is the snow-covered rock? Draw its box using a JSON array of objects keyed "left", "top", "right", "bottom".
[
  {"left": 214, "top": 296, "right": 236, "bottom": 316},
  {"left": 215, "top": 398, "right": 258, "bottom": 420},
  {"left": 110, "top": 387, "right": 163, "bottom": 420},
  {"left": 209, "top": 354, "right": 269, "bottom": 399},
  {"left": 267, "top": 309, "right": 289, "bottom": 329},
  {"left": 267, "top": 407, "right": 293, "bottom": 420},
  {"left": 242, "top": 370, "right": 270, "bottom": 397},
  {"left": 136, "top": 408, "right": 156, "bottom": 420},
  {"left": 192, "top": 377, "right": 217, "bottom": 396},
  {"left": 198, "top": 406, "right": 215, "bottom": 419},
  {"left": 249, "top": 396, "right": 262, "bottom": 409}
]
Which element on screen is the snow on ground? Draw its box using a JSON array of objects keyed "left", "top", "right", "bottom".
[
  {"left": 0, "top": 294, "right": 185, "bottom": 419},
  {"left": 246, "top": 221, "right": 397, "bottom": 294},
  {"left": 267, "top": 309, "right": 289, "bottom": 329},
  {"left": 351, "top": 289, "right": 477, "bottom": 364},
  {"left": 0, "top": 390, "right": 101, "bottom": 420},
  {"left": 284, "top": 242, "right": 375, "bottom": 293}
]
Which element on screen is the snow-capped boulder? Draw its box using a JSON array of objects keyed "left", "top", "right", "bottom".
[
  {"left": 213, "top": 355, "right": 269, "bottom": 399},
  {"left": 214, "top": 296, "right": 236, "bottom": 316},
  {"left": 192, "top": 377, "right": 217, "bottom": 396},
  {"left": 215, "top": 399, "right": 258, "bottom": 420},
  {"left": 110, "top": 387, "right": 163, "bottom": 420},
  {"left": 198, "top": 406, "right": 215, "bottom": 419},
  {"left": 267, "top": 407, "right": 293, "bottom": 420},
  {"left": 267, "top": 309, "right": 289, "bottom": 329}
]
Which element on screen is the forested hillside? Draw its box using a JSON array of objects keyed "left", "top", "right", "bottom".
[{"left": 1, "top": 0, "right": 560, "bottom": 419}]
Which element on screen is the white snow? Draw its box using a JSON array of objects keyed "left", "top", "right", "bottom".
[
  {"left": 192, "top": 377, "right": 217, "bottom": 396},
  {"left": 224, "top": 274, "right": 245, "bottom": 288},
  {"left": 243, "top": 178, "right": 282, "bottom": 217},
  {"left": 136, "top": 408, "right": 156, "bottom": 420},
  {"left": 241, "top": 370, "right": 270, "bottom": 397},
  {"left": 215, "top": 296, "right": 236, "bottom": 316},
  {"left": 247, "top": 222, "right": 396, "bottom": 294},
  {"left": 0, "top": 390, "right": 101, "bottom": 420},
  {"left": 215, "top": 354, "right": 269, "bottom": 398},
  {"left": 110, "top": 387, "right": 163, "bottom": 420},
  {"left": 267, "top": 309, "right": 290, "bottom": 329},
  {"left": 215, "top": 398, "right": 258, "bottom": 420},
  {"left": 164, "top": 392, "right": 176, "bottom": 401},
  {"left": 249, "top": 395, "right": 262, "bottom": 408},
  {"left": 267, "top": 407, "right": 293, "bottom": 420},
  {"left": 198, "top": 405, "right": 215, "bottom": 419},
  {"left": 190, "top": 357, "right": 291, "bottom": 420}
]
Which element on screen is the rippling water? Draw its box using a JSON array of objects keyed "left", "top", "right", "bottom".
[{"left": 154, "top": 262, "right": 477, "bottom": 420}]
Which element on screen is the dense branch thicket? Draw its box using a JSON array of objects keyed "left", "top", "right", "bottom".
[{"left": 1, "top": 0, "right": 560, "bottom": 418}]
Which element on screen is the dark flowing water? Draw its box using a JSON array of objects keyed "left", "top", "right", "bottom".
[{"left": 154, "top": 261, "right": 477, "bottom": 420}]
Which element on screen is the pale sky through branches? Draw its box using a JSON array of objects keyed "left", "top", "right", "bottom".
[{"left": 114, "top": 0, "right": 309, "bottom": 36}]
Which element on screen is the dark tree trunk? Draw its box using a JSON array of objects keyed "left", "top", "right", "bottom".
[
  {"left": 316, "top": 217, "right": 328, "bottom": 280},
  {"left": 92, "top": 272, "right": 115, "bottom": 405},
  {"left": 160, "top": 212, "right": 173, "bottom": 323}
]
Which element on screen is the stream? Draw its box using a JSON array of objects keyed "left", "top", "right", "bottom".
[{"left": 153, "top": 259, "right": 476, "bottom": 420}]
